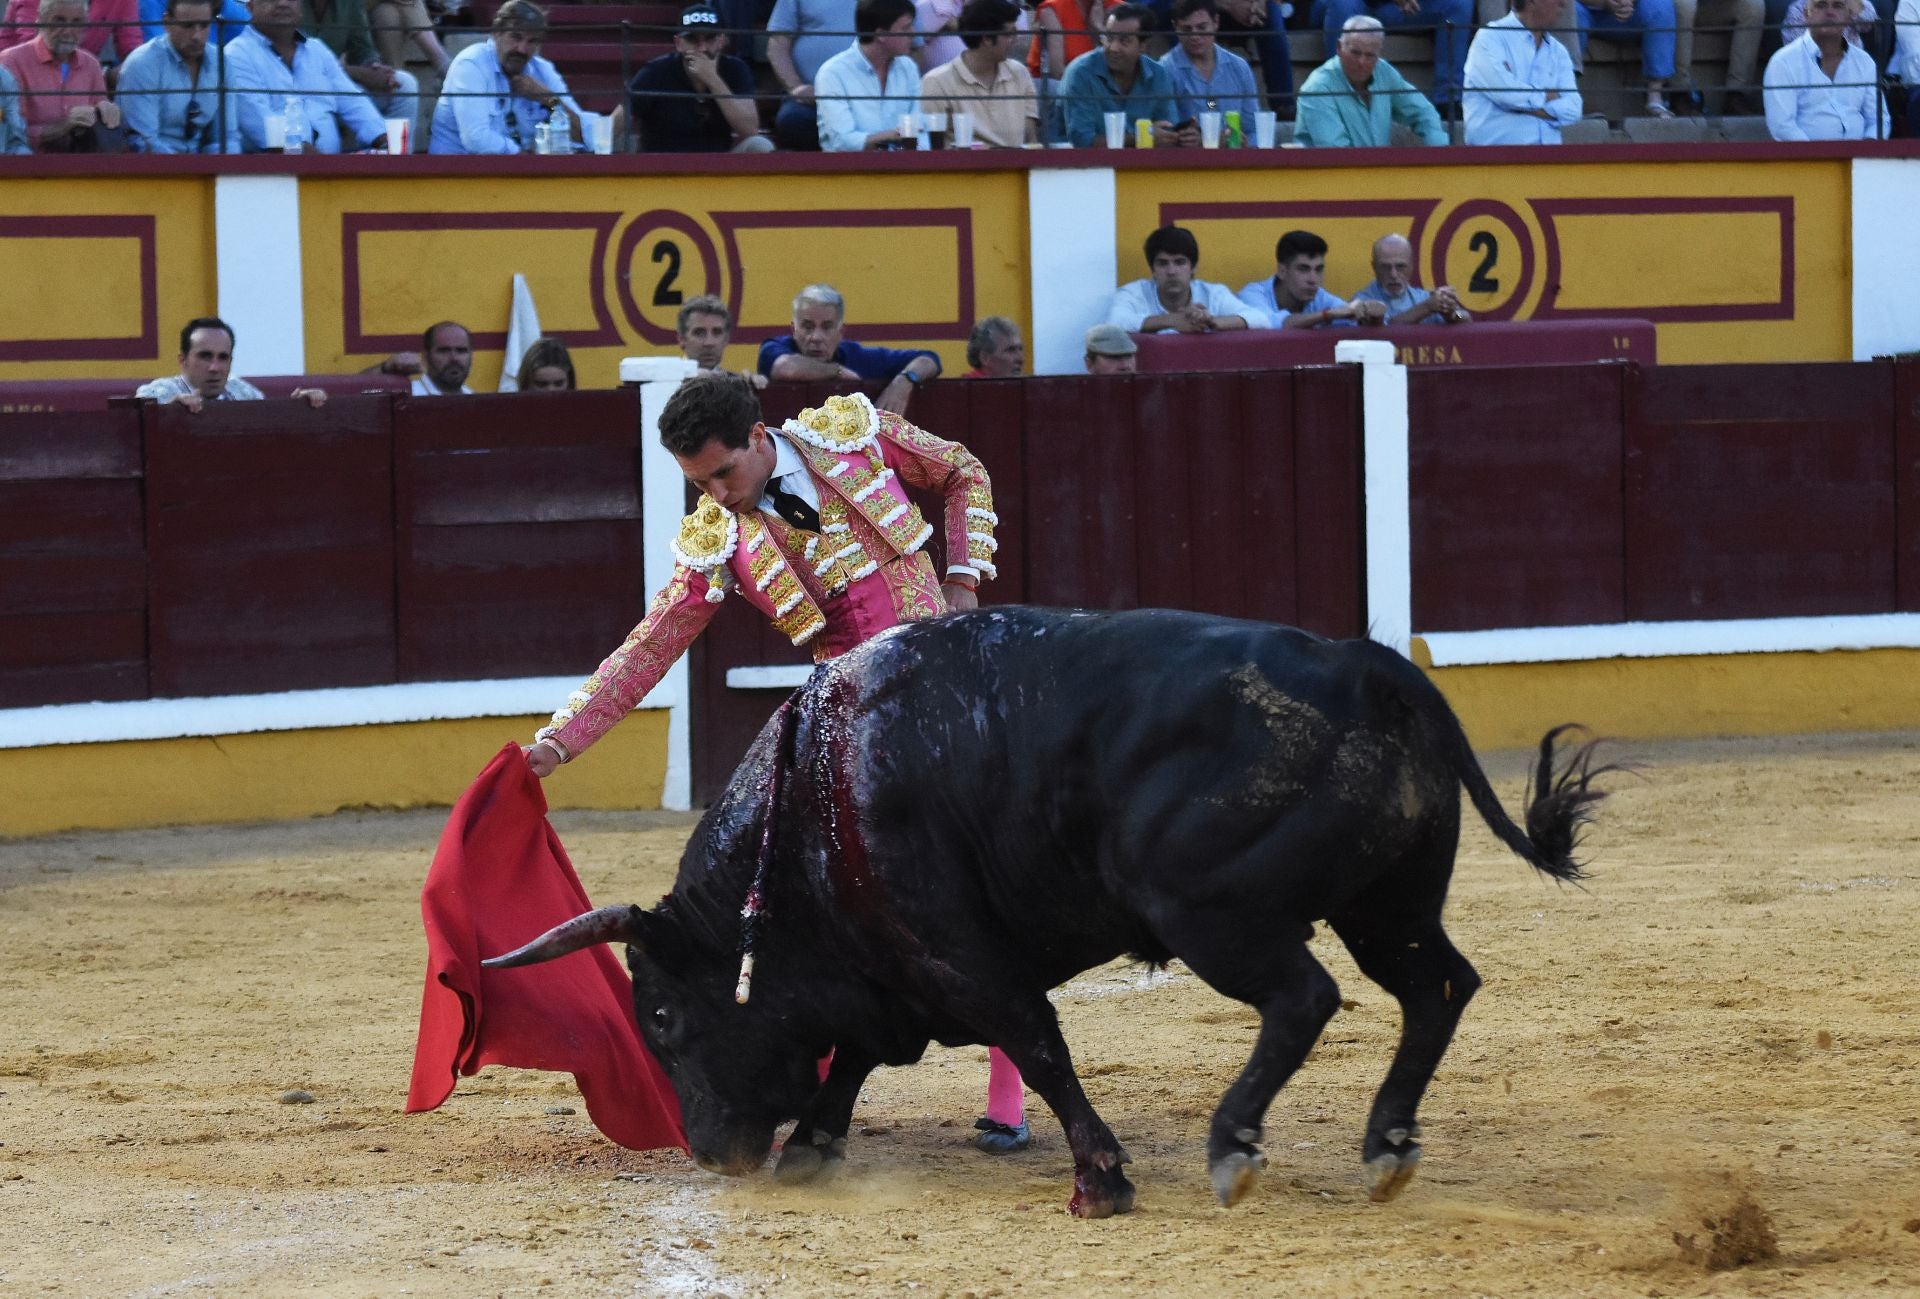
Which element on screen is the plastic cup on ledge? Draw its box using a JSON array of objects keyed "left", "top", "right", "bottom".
[
  {"left": 384, "top": 118, "right": 409, "bottom": 154},
  {"left": 1103, "top": 110, "right": 1125, "bottom": 149},
  {"left": 897, "top": 112, "right": 921, "bottom": 149},
  {"left": 923, "top": 110, "right": 947, "bottom": 149},
  {"left": 264, "top": 112, "right": 287, "bottom": 150},
  {"left": 1199, "top": 110, "right": 1222, "bottom": 148},
  {"left": 1254, "top": 110, "right": 1277, "bottom": 148},
  {"left": 587, "top": 112, "right": 615, "bottom": 154},
  {"left": 952, "top": 111, "right": 975, "bottom": 148}
]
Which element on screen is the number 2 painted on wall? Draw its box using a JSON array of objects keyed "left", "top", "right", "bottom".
[
  {"left": 652, "top": 241, "right": 684, "bottom": 307},
  {"left": 1467, "top": 231, "right": 1500, "bottom": 294}
]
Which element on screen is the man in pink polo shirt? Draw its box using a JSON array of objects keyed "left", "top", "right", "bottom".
[{"left": 0, "top": 0, "right": 119, "bottom": 149}]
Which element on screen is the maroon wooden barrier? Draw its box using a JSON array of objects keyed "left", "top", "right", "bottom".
[
  {"left": 1408, "top": 365, "right": 1628, "bottom": 632},
  {"left": 394, "top": 390, "right": 645, "bottom": 682},
  {"left": 0, "top": 407, "right": 147, "bottom": 708},
  {"left": 1623, "top": 364, "right": 1898, "bottom": 621},
  {"left": 144, "top": 397, "right": 397, "bottom": 697},
  {"left": 1133, "top": 320, "right": 1657, "bottom": 374},
  {"left": 0, "top": 372, "right": 408, "bottom": 415},
  {"left": 1898, "top": 362, "right": 1920, "bottom": 614}
]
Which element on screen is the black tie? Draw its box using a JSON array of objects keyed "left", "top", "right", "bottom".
[{"left": 769, "top": 482, "right": 821, "bottom": 533}]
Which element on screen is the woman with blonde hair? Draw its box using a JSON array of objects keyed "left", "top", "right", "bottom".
[{"left": 515, "top": 337, "right": 576, "bottom": 391}]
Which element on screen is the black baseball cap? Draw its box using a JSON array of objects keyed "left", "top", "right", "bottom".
[{"left": 679, "top": 4, "right": 722, "bottom": 31}]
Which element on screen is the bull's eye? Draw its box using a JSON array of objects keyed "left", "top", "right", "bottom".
[{"left": 653, "top": 1007, "right": 669, "bottom": 1025}]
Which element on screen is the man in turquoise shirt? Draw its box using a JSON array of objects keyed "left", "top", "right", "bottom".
[
  {"left": 1059, "top": 2, "right": 1193, "bottom": 147},
  {"left": 1295, "top": 14, "right": 1447, "bottom": 146}
]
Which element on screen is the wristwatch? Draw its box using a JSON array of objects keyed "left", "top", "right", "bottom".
[{"left": 903, "top": 369, "right": 925, "bottom": 385}]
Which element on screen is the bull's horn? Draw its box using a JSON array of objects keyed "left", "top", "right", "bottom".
[{"left": 481, "top": 905, "right": 638, "bottom": 969}]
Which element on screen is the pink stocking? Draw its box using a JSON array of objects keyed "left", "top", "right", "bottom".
[{"left": 984, "top": 1047, "right": 1025, "bottom": 1126}]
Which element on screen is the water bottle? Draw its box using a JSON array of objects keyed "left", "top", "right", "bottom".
[{"left": 282, "top": 96, "right": 308, "bottom": 155}]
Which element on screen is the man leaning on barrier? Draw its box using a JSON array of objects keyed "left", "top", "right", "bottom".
[
  {"left": 137, "top": 317, "right": 328, "bottom": 412},
  {"left": 1295, "top": 13, "right": 1448, "bottom": 145},
  {"left": 118, "top": 0, "right": 242, "bottom": 153}
]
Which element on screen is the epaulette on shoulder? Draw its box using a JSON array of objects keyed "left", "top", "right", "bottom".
[
  {"left": 671, "top": 495, "right": 738, "bottom": 571},
  {"left": 784, "top": 391, "right": 879, "bottom": 454}
]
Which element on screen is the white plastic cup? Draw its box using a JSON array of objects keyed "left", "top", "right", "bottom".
[
  {"left": 590, "top": 112, "right": 614, "bottom": 155},
  {"left": 264, "top": 112, "right": 286, "bottom": 149},
  {"left": 952, "top": 110, "right": 975, "bottom": 148},
  {"left": 1254, "top": 109, "right": 1277, "bottom": 148},
  {"left": 384, "top": 118, "right": 409, "bottom": 154},
  {"left": 1103, "top": 110, "right": 1125, "bottom": 149},
  {"left": 897, "top": 111, "right": 920, "bottom": 147},
  {"left": 1199, "top": 110, "right": 1222, "bottom": 148},
  {"left": 922, "top": 109, "right": 947, "bottom": 149}
]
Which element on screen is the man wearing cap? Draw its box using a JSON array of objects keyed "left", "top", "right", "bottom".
[
  {"left": 1085, "top": 324, "right": 1138, "bottom": 373},
  {"left": 623, "top": 4, "right": 771, "bottom": 152},
  {"left": 430, "top": 0, "right": 583, "bottom": 154}
]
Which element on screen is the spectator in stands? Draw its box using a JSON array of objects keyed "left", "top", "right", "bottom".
[
  {"left": 515, "top": 337, "right": 576, "bottom": 391},
  {"left": 0, "top": 0, "right": 140, "bottom": 66},
  {"left": 1239, "top": 229, "right": 1380, "bottom": 328},
  {"left": 623, "top": 4, "right": 771, "bottom": 152},
  {"left": 1295, "top": 14, "right": 1448, "bottom": 144},
  {"left": 1671, "top": 0, "right": 1762, "bottom": 115},
  {"left": 1109, "top": 225, "right": 1266, "bottom": 334},
  {"left": 299, "top": 0, "right": 419, "bottom": 139},
  {"left": 367, "top": 0, "right": 449, "bottom": 76},
  {"left": 430, "top": 0, "right": 582, "bottom": 154},
  {"left": 920, "top": 0, "right": 1030, "bottom": 67},
  {"left": 1350, "top": 233, "right": 1470, "bottom": 323},
  {"left": 1162, "top": 0, "right": 1259, "bottom": 124},
  {"left": 768, "top": 0, "right": 855, "bottom": 149},
  {"left": 413, "top": 321, "right": 475, "bottom": 394},
  {"left": 962, "top": 315, "right": 1024, "bottom": 376},
  {"left": 138, "top": 0, "right": 247, "bottom": 46},
  {"left": 1084, "top": 323, "right": 1138, "bottom": 373},
  {"left": 1060, "top": 2, "right": 1190, "bottom": 146},
  {"left": 0, "top": 0, "right": 118, "bottom": 150},
  {"left": 1207, "top": 0, "right": 1293, "bottom": 115},
  {"left": 1463, "top": 0, "right": 1582, "bottom": 144},
  {"left": 757, "top": 283, "right": 941, "bottom": 415},
  {"left": 1779, "top": 0, "right": 1878, "bottom": 46},
  {"left": 815, "top": 0, "right": 922, "bottom": 150},
  {"left": 677, "top": 294, "right": 770, "bottom": 388},
  {"left": 137, "top": 317, "right": 327, "bottom": 411},
  {"left": 1029, "top": 0, "right": 1114, "bottom": 140},
  {"left": 1311, "top": 0, "right": 1473, "bottom": 111},
  {"left": 1763, "top": 0, "right": 1888, "bottom": 136},
  {"left": 118, "top": 0, "right": 242, "bottom": 153},
  {"left": 0, "top": 62, "right": 26, "bottom": 152},
  {"left": 920, "top": 0, "right": 1040, "bottom": 146},
  {"left": 1567, "top": 0, "right": 1679, "bottom": 117},
  {"left": 226, "top": 0, "right": 387, "bottom": 151},
  {"left": 1896, "top": 0, "right": 1918, "bottom": 134}
]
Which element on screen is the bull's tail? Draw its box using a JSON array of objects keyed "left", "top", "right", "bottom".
[{"left": 1449, "top": 722, "right": 1612, "bottom": 882}]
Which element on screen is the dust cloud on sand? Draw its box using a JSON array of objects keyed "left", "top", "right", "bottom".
[{"left": 3, "top": 731, "right": 1920, "bottom": 1296}]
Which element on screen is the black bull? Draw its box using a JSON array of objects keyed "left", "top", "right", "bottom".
[{"left": 486, "top": 607, "right": 1608, "bottom": 1218}]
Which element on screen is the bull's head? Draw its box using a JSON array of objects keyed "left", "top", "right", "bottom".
[{"left": 483, "top": 903, "right": 824, "bottom": 1177}]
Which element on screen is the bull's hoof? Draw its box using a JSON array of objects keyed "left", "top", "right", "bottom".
[
  {"left": 1364, "top": 1146, "right": 1421, "bottom": 1202},
  {"left": 1209, "top": 1149, "right": 1265, "bottom": 1208},
  {"left": 1068, "top": 1168, "right": 1137, "bottom": 1218},
  {"left": 773, "top": 1133, "right": 846, "bottom": 1185}
]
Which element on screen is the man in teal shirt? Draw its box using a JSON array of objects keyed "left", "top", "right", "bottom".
[
  {"left": 1059, "top": 2, "right": 1195, "bottom": 147},
  {"left": 1295, "top": 13, "right": 1447, "bottom": 147}
]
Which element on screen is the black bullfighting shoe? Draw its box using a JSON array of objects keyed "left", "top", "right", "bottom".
[{"left": 972, "top": 1117, "right": 1031, "bottom": 1154}]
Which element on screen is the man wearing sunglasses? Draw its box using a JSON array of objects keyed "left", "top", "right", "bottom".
[
  {"left": 119, "top": 0, "right": 242, "bottom": 152},
  {"left": 429, "top": 0, "right": 582, "bottom": 153}
]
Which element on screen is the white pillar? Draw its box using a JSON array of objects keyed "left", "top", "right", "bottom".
[
  {"left": 213, "top": 176, "right": 306, "bottom": 376},
  {"left": 1850, "top": 158, "right": 1920, "bottom": 360},
  {"left": 1336, "top": 339, "right": 1411, "bottom": 657},
  {"left": 621, "top": 355, "right": 700, "bottom": 810},
  {"left": 1026, "top": 168, "right": 1117, "bottom": 375}
]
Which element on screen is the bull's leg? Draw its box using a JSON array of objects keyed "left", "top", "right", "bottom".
[
  {"left": 774, "top": 1046, "right": 878, "bottom": 1185},
  {"left": 990, "top": 1008, "right": 1135, "bottom": 1219},
  {"left": 1329, "top": 914, "right": 1481, "bottom": 1203},
  {"left": 1187, "top": 941, "right": 1343, "bottom": 1208}
]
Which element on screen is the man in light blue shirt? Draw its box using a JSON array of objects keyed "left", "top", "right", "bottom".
[
  {"left": 1762, "top": 0, "right": 1889, "bottom": 141},
  {"left": 1161, "top": 0, "right": 1259, "bottom": 124},
  {"left": 1349, "top": 234, "right": 1471, "bottom": 325},
  {"left": 814, "top": 0, "right": 921, "bottom": 150},
  {"left": 225, "top": 0, "right": 387, "bottom": 151},
  {"left": 431, "top": 0, "right": 583, "bottom": 153},
  {"left": 1059, "top": 3, "right": 1189, "bottom": 147},
  {"left": 1463, "top": 0, "right": 1582, "bottom": 144},
  {"left": 118, "top": 0, "right": 242, "bottom": 154},
  {"left": 138, "top": 0, "right": 249, "bottom": 46},
  {"left": 0, "top": 64, "right": 29, "bottom": 153},
  {"left": 1295, "top": 15, "right": 1448, "bottom": 147},
  {"left": 1239, "top": 229, "right": 1378, "bottom": 328},
  {"left": 768, "top": 0, "right": 855, "bottom": 149},
  {"left": 1107, "top": 225, "right": 1268, "bottom": 333}
]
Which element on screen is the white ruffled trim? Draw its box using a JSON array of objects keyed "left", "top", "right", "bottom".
[
  {"left": 783, "top": 392, "right": 879, "bottom": 454},
  {"left": 791, "top": 617, "right": 824, "bottom": 646},
  {"left": 775, "top": 589, "right": 806, "bottom": 616},
  {"left": 825, "top": 460, "right": 850, "bottom": 477},
  {"left": 878, "top": 502, "right": 909, "bottom": 527},
  {"left": 813, "top": 551, "right": 838, "bottom": 577},
  {"left": 966, "top": 507, "right": 999, "bottom": 524},
  {"left": 671, "top": 510, "right": 740, "bottom": 570},
  {"left": 906, "top": 521, "right": 933, "bottom": 553},
  {"left": 850, "top": 468, "right": 895, "bottom": 503},
  {"left": 755, "top": 557, "right": 788, "bottom": 592},
  {"left": 823, "top": 522, "right": 851, "bottom": 535},
  {"left": 804, "top": 536, "right": 819, "bottom": 561},
  {"left": 847, "top": 559, "right": 878, "bottom": 582},
  {"left": 967, "top": 530, "right": 999, "bottom": 552}
]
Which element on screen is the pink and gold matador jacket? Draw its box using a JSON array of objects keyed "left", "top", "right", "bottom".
[{"left": 535, "top": 393, "right": 998, "bottom": 762}]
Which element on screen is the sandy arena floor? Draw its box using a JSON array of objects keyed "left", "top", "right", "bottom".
[{"left": 3, "top": 730, "right": 1919, "bottom": 1298}]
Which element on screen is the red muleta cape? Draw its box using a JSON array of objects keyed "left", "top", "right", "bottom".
[{"left": 405, "top": 743, "right": 686, "bottom": 1151}]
